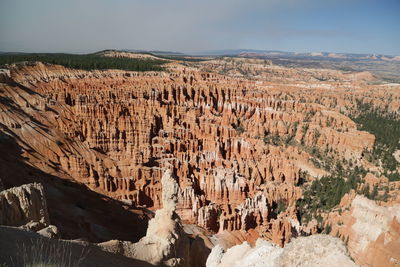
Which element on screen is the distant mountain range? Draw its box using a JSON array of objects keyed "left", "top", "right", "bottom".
[
  {"left": 193, "top": 49, "right": 400, "bottom": 61},
  {"left": 1, "top": 49, "right": 399, "bottom": 61},
  {"left": 0, "top": 51, "right": 28, "bottom": 55}
]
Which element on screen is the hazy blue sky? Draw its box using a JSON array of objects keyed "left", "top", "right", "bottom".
[{"left": 0, "top": 0, "right": 399, "bottom": 55}]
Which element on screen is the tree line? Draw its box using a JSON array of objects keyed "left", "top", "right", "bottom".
[{"left": 0, "top": 53, "right": 167, "bottom": 72}]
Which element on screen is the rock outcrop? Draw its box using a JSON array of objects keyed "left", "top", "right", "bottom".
[
  {"left": 279, "top": 235, "right": 358, "bottom": 267},
  {"left": 207, "top": 234, "right": 357, "bottom": 267},
  {"left": 99, "top": 170, "right": 208, "bottom": 267},
  {"left": 326, "top": 195, "right": 400, "bottom": 267},
  {"left": 0, "top": 183, "right": 49, "bottom": 228},
  {"left": 36, "top": 224, "right": 60, "bottom": 238},
  {"left": 126, "top": 170, "right": 191, "bottom": 266}
]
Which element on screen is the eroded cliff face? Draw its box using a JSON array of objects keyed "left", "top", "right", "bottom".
[
  {"left": 326, "top": 194, "right": 400, "bottom": 267},
  {"left": 1, "top": 58, "right": 399, "bottom": 258}
]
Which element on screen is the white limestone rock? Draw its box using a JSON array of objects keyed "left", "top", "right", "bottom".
[{"left": 207, "top": 235, "right": 357, "bottom": 267}]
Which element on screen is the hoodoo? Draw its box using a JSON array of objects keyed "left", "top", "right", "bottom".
[{"left": 0, "top": 50, "right": 399, "bottom": 267}]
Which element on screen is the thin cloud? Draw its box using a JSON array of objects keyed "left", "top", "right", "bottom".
[{"left": 0, "top": 0, "right": 398, "bottom": 55}]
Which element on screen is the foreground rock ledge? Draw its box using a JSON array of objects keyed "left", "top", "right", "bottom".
[{"left": 207, "top": 234, "right": 357, "bottom": 267}]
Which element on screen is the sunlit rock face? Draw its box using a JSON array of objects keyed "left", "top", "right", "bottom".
[
  {"left": 326, "top": 195, "right": 400, "bottom": 267},
  {"left": 1, "top": 57, "right": 399, "bottom": 259},
  {"left": 206, "top": 234, "right": 357, "bottom": 267}
]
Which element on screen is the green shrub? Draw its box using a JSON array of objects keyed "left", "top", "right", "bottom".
[
  {"left": 232, "top": 121, "right": 246, "bottom": 134},
  {"left": 276, "top": 201, "right": 287, "bottom": 214}
]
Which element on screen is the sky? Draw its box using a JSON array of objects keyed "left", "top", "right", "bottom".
[{"left": 0, "top": 0, "right": 399, "bottom": 55}]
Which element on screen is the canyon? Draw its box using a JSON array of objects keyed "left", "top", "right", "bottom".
[{"left": 0, "top": 53, "right": 399, "bottom": 266}]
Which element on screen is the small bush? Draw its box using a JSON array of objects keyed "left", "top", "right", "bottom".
[
  {"left": 55, "top": 140, "right": 63, "bottom": 146},
  {"left": 232, "top": 122, "right": 246, "bottom": 134},
  {"left": 276, "top": 202, "right": 287, "bottom": 214}
]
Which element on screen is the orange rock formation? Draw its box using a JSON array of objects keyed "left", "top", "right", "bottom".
[{"left": 1, "top": 58, "right": 399, "bottom": 265}]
